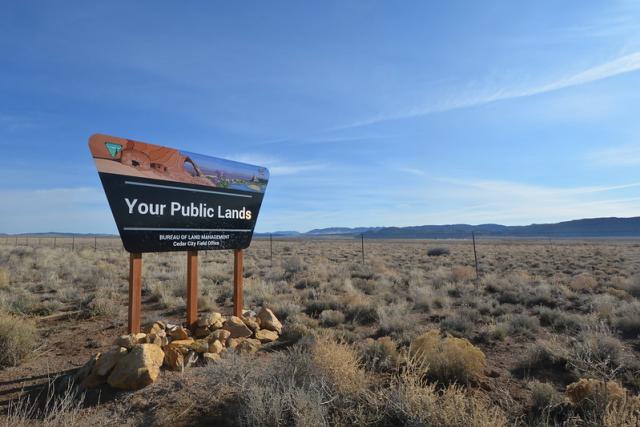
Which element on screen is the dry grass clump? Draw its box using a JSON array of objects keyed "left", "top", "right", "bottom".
[
  {"left": 309, "top": 333, "right": 368, "bottom": 395},
  {"left": 613, "top": 301, "right": 640, "bottom": 338},
  {"left": 451, "top": 265, "right": 476, "bottom": 282},
  {"left": 0, "top": 267, "right": 9, "bottom": 287},
  {"left": 570, "top": 273, "right": 598, "bottom": 292},
  {"left": 384, "top": 359, "right": 508, "bottom": 426},
  {"left": 410, "top": 329, "right": 486, "bottom": 384},
  {"left": 359, "top": 336, "right": 400, "bottom": 372},
  {"left": 318, "top": 309, "right": 345, "bottom": 327},
  {"left": 0, "top": 313, "right": 37, "bottom": 367}
]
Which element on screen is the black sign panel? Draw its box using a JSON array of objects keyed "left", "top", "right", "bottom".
[{"left": 89, "top": 134, "right": 269, "bottom": 253}]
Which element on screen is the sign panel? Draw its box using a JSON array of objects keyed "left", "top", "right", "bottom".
[{"left": 89, "top": 134, "right": 269, "bottom": 253}]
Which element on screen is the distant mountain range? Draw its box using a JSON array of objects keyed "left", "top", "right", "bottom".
[
  {"left": 3, "top": 216, "right": 640, "bottom": 239},
  {"left": 257, "top": 216, "right": 640, "bottom": 239}
]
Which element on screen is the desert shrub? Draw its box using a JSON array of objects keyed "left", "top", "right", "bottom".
[
  {"left": 344, "top": 302, "right": 378, "bottom": 325},
  {"left": 570, "top": 273, "right": 598, "bottom": 292},
  {"left": 565, "top": 378, "right": 631, "bottom": 424},
  {"left": 408, "top": 283, "right": 431, "bottom": 311},
  {"left": 319, "top": 309, "right": 345, "bottom": 327},
  {"left": 507, "top": 314, "right": 540, "bottom": 338},
  {"left": 377, "top": 301, "right": 414, "bottom": 343},
  {"left": 427, "top": 247, "right": 450, "bottom": 257},
  {"left": 304, "top": 297, "right": 341, "bottom": 318},
  {"left": 537, "top": 307, "right": 583, "bottom": 333},
  {"left": 529, "top": 380, "right": 562, "bottom": 415},
  {"left": 570, "top": 324, "right": 625, "bottom": 379},
  {"left": 282, "top": 256, "right": 305, "bottom": 276},
  {"left": 489, "top": 323, "right": 508, "bottom": 341},
  {"left": 0, "top": 313, "right": 37, "bottom": 367},
  {"left": 0, "top": 267, "right": 9, "bottom": 287},
  {"left": 514, "top": 340, "right": 571, "bottom": 379},
  {"left": 625, "top": 278, "right": 640, "bottom": 298},
  {"left": 410, "top": 329, "right": 486, "bottom": 384},
  {"left": 350, "top": 264, "right": 375, "bottom": 280},
  {"left": 307, "top": 334, "right": 368, "bottom": 395},
  {"left": 383, "top": 359, "right": 507, "bottom": 426},
  {"left": 82, "top": 294, "right": 120, "bottom": 318},
  {"left": 269, "top": 300, "right": 302, "bottom": 321},
  {"left": 359, "top": 336, "right": 399, "bottom": 372},
  {"left": 613, "top": 301, "right": 640, "bottom": 338},
  {"left": 441, "top": 312, "right": 475, "bottom": 338},
  {"left": 451, "top": 266, "right": 476, "bottom": 282}
]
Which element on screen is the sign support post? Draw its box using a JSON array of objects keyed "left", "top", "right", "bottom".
[
  {"left": 233, "top": 249, "right": 244, "bottom": 317},
  {"left": 186, "top": 250, "right": 198, "bottom": 329},
  {"left": 128, "top": 253, "right": 142, "bottom": 334}
]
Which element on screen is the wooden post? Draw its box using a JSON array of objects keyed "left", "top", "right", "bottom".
[
  {"left": 94, "top": 236, "right": 97, "bottom": 252},
  {"left": 53, "top": 237, "right": 56, "bottom": 249},
  {"left": 472, "top": 232, "right": 479, "bottom": 280},
  {"left": 270, "top": 233, "right": 273, "bottom": 267},
  {"left": 72, "top": 236, "right": 75, "bottom": 251},
  {"left": 186, "top": 250, "right": 198, "bottom": 329},
  {"left": 361, "top": 233, "right": 365, "bottom": 264},
  {"left": 128, "top": 253, "right": 142, "bottom": 334},
  {"left": 233, "top": 249, "right": 244, "bottom": 318}
]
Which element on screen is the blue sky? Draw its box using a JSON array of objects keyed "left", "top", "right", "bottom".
[{"left": 1, "top": 1, "right": 640, "bottom": 233}]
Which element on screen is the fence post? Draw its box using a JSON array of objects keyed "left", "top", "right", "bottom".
[
  {"left": 72, "top": 236, "right": 75, "bottom": 251},
  {"left": 94, "top": 236, "right": 97, "bottom": 252},
  {"left": 472, "top": 231, "right": 479, "bottom": 280},
  {"left": 270, "top": 233, "right": 273, "bottom": 267},
  {"left": 53, "top": 237, "right": 56, "bottom": 249},
  {"left": 361, "top": 233, "right": 365, "bottom": 264}
]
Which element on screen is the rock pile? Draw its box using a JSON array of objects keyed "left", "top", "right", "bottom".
[{"left": 74, "top": 308, "right": 281, "bottom": 391}]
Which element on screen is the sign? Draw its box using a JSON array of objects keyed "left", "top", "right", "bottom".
[{"left": 89, "top": 134, "right": 269, "bottom": 253}]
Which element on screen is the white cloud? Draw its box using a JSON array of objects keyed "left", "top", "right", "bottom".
[
  {"left": 343, "top": 51, "right": 640, "bottom": 128},
  {"left": 224, "top": 153, "right": 327, "bottom": 176}
]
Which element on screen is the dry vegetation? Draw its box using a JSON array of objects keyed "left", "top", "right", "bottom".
[{"left": 0, "top": 237, "right": 639, "bottom": 426}]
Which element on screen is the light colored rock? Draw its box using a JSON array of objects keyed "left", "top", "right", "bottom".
[
  {"left": 256, "top": 308, "right": 282, "bottom": 334},
  {"left": 203, "top": 352, "right": 221, "bottom": 364},
  {"left": 191, "top": 339, "right": 210, "bottom": 353},
  {"left": 227, "top": 337, "right": 241, "bottom": 349},
  {"left": 148, "top": 322, "right": 164, "bottom": 336},
  {"left": 134, "top": 333, "right": 147, "bottom": 343},
  {"left": 236, "top": 338, "right": 261, "bottom": 354},
  {"left": 223, "top": 316, "right": 252, "bottom": 338},
  {"left": 94, "top": 347, "right": 128, "bottom": 377},
  {"left": 255, "top": 329, "right": 278, "bottom": 343},
  {"left": 163, "top": 346, "right": 184, "bottom": 372},
  {"left": 241, "top": 316, "right": 260, "bottom": 333},
  {"left": 210, "top": 329, "right": 231, "bottom": 344},
  {"left": 146, "top": 333, "right": 164, "bottom": 346},
  {"left": 208, "top": 339, "right": 224, "bottom": 354},
  {"left": 107, "top": 344, "right": 164, "bottom": 390},
  {"left": 197, "top": 312, "right": 223, "bottom": 328},
  {"left": 243, "top": 309, "right": 257, "bottom": 318},
  {"left": 170, "top": 326, "right": 190, "bottom": 340},
  {"left": 115, "top": 334, "right": 137, "bottom": 349}
]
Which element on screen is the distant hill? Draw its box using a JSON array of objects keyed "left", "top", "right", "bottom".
[{"left": 256, "top": 217, "right": 640, "bottom": 239}]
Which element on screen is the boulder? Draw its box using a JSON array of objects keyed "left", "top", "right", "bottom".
[
  {"left": 223, "top": 316, "right": 252, "bottom": 338},
  {"left": 170, "top": 326, "right": 190, "bottom": 340},
  {"left": 227, "top": 337, "right": 241, "bottom": 349},
  {"left": 146, "top": 333, "right": 165, "bottom": 346},
  {"left": 148, "top": 322, "right": 164, "bottom": 336},
  {"left": 203, "top": 352, "right": 221, "bottom": 364},
  {"left": 241, "top": 316, "right": 260, "bottom": 333},
  {"left": 190, "top": 339, "right": 210, "bottom": 353},
  {"left": 236, "top": 338, "right": 261, "bottom": 354},
  {"left": 197, "top": 312, "right": 223, "bottom": 328},
  {"left": 210, "top": 329, "right": 231, "bottom": 344},
  {"left": 257, "top": 308, "right": 282, "bottom": 334},
  {"left": 107, "top": 344, "right": 165, "bottom": 390},
  {"left": 255, "top": 329, "right": 278, "bottom": 343},
  {"left": 163, "top": 346, "right": 184, "bottom": 372},
  {"left": 208, "top": 339, "right": 224, "bottom": 354},
  {"left": 193, "top": 327, "right": 211, "bottom": 339},
  {"left": 75, "top": 353, "right": 100, "bottom": 385},
  {"left": 94, "top": 347, "right": 128, "bottom": 377}
]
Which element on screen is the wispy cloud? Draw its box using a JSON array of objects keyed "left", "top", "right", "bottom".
[
  {"left": 342, "top": 51, "right": 640, "bottom": 129},
  {"left": 397, "top": 167, "right": 425, "bottom": 176},
  {"left": 586, "top": 144, "right": 640, "bottom": 166},
  {"left": 224, "top": 153, "right": 327, "bottom": 176}
]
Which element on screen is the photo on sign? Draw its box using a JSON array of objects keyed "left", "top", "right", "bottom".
[{"left": 89, "top": 135, "right": 269, "bottom": 193}]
